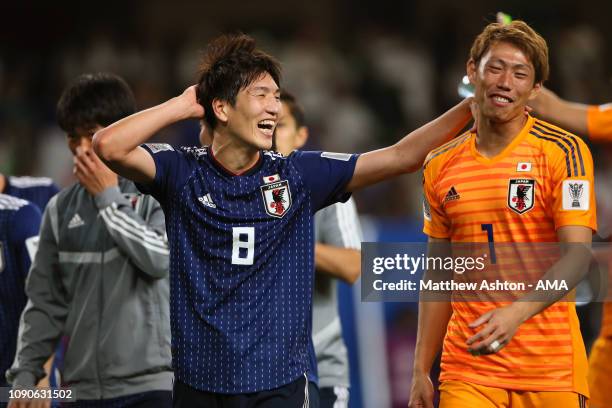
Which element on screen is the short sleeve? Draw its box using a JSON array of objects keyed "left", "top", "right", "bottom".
[
  {"left": 550, "top": 137, "right": 597, "bottom": 231},
  {"left": 422, "top": 163, "right": 451, "bottom": 239},
  {"left": 135, "top": 144, "right": 194, "bottom": 205},
  {"left": 9, "top": 203, "right": 42, "bottom": 244},
  {"left": 9, "top": 203, "right": 42, "bottom": 274},
  {"left": 587, "top": 104, "right": 612, "bottom": 142},
  {"left": 291, "top": 151, "right": 359, "bottom": 211}
]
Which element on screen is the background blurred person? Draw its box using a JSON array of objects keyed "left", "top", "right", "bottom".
[
  {"left": 0, "top": 175, "right": 59, "bottom": 213},
  {"left": 7, "top": 73, "right": 172, "bottom": 408},
  {"left": 274, "top": 90, "right": 362, "bottom": 408},
  {"left": 0, "top": 195, "right": 41, "bottom": 408},
  {"left": 530, "top": 87, "right": 612, "bottom": 408}
]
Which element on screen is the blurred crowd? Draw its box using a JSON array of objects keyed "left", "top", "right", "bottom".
[{"left": 1, "top": 1, "right": 611, "bottom": 220}]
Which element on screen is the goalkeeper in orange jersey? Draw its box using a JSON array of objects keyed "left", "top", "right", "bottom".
[
  {"left": 529, "top": 87, "right": 612, "bottom": 408},
  {"left": 409, "top": 20, "right": 595, "bottom": 408}
]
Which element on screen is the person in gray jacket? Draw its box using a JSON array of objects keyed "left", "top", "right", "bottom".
[
  {"left": 7, "top": 73, "right": 172, "bottom": 408},
  {"left": 274, "top": 91, "right": 362, "bottom": 408}
]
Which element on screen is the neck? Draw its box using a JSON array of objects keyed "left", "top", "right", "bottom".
[
  {"left": 0, "top": 174, "right": 5, "bottom": 193},
  {"left": 210, "top": 131, "right": 260, "bottom": 174},
  {"left": 475, "top": 112, "right": 528, "bottom": 158}
]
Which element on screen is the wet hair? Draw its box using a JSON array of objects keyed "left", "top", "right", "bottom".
[
  {"left": 469, "top": 20, "right": 549, "bottom": 84},
  {"left": 196, "top": 33, "right": 281, "bottom": 130},
  {"left": 57, "top": 72, "right": 136, "bottom": 135},
  {"left": 280, "top": 90, "right": 305, "bottom": 128}
]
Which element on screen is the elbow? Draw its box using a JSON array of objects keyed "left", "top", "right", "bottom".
[
  {"left": 151, "top": 257, "right": 170, "bottom": 279},
  {"left": 344, "top": 262, "right": 362, "bottom": 285},
  {"left": 92, "top": 128, "right": 121, "bottom": 163}
]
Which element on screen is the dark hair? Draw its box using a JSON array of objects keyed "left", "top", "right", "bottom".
[
  {"left": 469, "top": 20, "right": 549, "bottom": 84},
  {"left": 196, "top": 33, "right": 281, "bottom": 130},
  {"left": 57, "top": 73, "right": 136, "bottom": 135},
  {"left": 280, "top": 90, "right": 305, "bottom": 129}
]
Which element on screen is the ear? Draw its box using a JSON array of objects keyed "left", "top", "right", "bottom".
[
  {"left": 295, "top": 126, "right": 309, "bottom": 149},
  {"left": 528, "top": 82, "right": 542, "bottom": 101},
  {"left": 212, "top": 99, "right": 229, "bottom": 124},
  {"left": 466, "top": 58, "right": 478, "bottom": 84}
]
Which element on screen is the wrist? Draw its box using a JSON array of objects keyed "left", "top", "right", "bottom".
[
  {"left": 94, "top": 186, "right": 123, "bottom": 209},
  {"left": 509, "top": 302, "right": 535, "bottom": 323},
  {"left": 413, "top": 362, "right": 432, "bottom": 375}
]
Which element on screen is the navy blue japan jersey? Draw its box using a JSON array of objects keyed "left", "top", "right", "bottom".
[
  {"left": 4, "top": 176, "right": 59, "bottom": 212},
  {"left": 0, "top": 194, "right": 42, "bottom": 386},
  {"left": 137, "top": 145, "right": 358, "bottom": 394}
]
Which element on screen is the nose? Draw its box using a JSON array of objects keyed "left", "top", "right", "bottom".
[
  {"left": 266, "top": 96, "right": 281, "bottom": 116},
  {"left": 70, "top": 135, "right": 92, "bottom": 154},
  {"left": 496, "top": 70, "right": 512, "bottom": 91}
]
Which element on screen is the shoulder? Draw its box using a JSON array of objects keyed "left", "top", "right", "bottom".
[
  {"left": 423, "top": 132, "right": 472, "bottom": 172},
  {"left": 8, "top": 176, "right": 56, "bottom": 189},
  {"left": 0, "top": 194, "right": 31, "bottom": 211},
  {"left": 528, "top": 118, "right": 591, "bottom": 177},
  {"left": 0, "top": 195, "right": 40, "bottom": 240}
]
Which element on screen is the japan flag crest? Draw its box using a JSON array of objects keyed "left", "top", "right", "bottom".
[{"left": 261, "top": 180, "right": 292, "bottom": 218}]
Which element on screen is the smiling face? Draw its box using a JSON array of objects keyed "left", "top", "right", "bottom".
[
  {"left": 218, "top": 72, "right": 281, "bottom": 150},
  {"left": 468, "top": 41, "right": 541, "bottom": 124}
]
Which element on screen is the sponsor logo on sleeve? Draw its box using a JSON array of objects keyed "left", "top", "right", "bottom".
[
  {"left": 562, "top": 180, "right": 589, "bottom": 210},
  {"left": 423, "top": 195, "right": 432, "bottom": 221},
  {"left": 321, "top": 152, "right": 352, "bottom": 161},
  {"left": 145, "top": 143, "right": 174, "bottom": 154}
]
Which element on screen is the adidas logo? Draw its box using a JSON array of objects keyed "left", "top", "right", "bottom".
[
  {"left": 198, "top": 193, "right": 216, "bottom": 209},
  {"left": 443, "top": 186, "right": 460, "bottom": 203},
  {"left": 68, "top": 213, "right": 85, "bottom": 229}
]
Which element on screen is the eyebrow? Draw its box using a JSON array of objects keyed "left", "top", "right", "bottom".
[
  {"left": 250, "top": 86, "right": 280, "bottom": 94},
  {"left": 487, "top": 58, "right": 532, "bottom": 71}
]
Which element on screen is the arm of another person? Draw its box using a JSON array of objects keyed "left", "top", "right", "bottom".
[
  {"left": 93, "top": 85, "right": 204, "bottom": 184},
  {"left": 315, "top": 199, "right": 363, "bottom": 284},
  {"left": 97, "top": 191, "right": 169, "bottom": 279},
  {"left": 530, "top": 87, "right": 589, "bottom": 135},
  {"left": 345, "top": 98, "right": 473, "bottom": 192}
]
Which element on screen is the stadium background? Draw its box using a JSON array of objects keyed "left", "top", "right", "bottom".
[{"left": 2, "top": 1, "right": 612, "bottom": 406}]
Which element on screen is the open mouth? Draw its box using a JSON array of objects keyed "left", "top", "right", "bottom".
[
  {"left": 489, "top": 94, "right": 513, "bottom": 106},
  {"left": 257, "top": 120, "right": 275, "bottom": 136}
]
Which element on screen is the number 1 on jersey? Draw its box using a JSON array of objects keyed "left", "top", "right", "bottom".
[
  {"left": 232, "top": 227, "right": 255, "bottom": 265},
  {"left": 481, "top": 223, "right": 497, "bottom": 264}
]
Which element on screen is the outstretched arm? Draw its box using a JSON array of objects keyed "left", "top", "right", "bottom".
[
  {"left": 345, "top": 98, "right": 473, "bottom": 192},
  {"left": 93, "top": 86, "right": 204, "bottom": 184},
  {"left": 530, "top": 87, "right": 589, "bottom": 135}
]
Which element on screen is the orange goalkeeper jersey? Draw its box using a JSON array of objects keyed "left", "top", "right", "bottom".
[
  {"left": 587, "top": 104, "right": 612, "bottom": 338},
  {"left": 587, "top": 104, "right": 612, "bottom": 143},
  {"left": 423, "top": 115, "right": 596, "bottom": 395}
]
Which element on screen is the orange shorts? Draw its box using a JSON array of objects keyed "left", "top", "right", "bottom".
[
  {"left": 439, "top": 380, "right": 588, "bottom": 408},
  {"left": 588, "top": 336, "right": 612, "bottom": 408}
]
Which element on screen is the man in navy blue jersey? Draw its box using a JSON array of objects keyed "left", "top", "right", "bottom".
[
  {"left": 0, "top": 175, "right": 59, "bottom": 213},
  {"left": 0, "top": 195, "right": 41, "bottom": 399},
  {"left": 93, "top": 34, "right": 473, "bottom": 407}
]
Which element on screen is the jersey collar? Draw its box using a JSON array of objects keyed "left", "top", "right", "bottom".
[{"left": 208, "top": 148, "right": 264, "bottom": 177}]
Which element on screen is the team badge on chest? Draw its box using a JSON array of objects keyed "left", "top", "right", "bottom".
[
  {"left": 508, "top": 179, "right": 535, "bottom": 214},
  {"left": 261, "top": 179, "right": 292, "bottom": 218}
]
